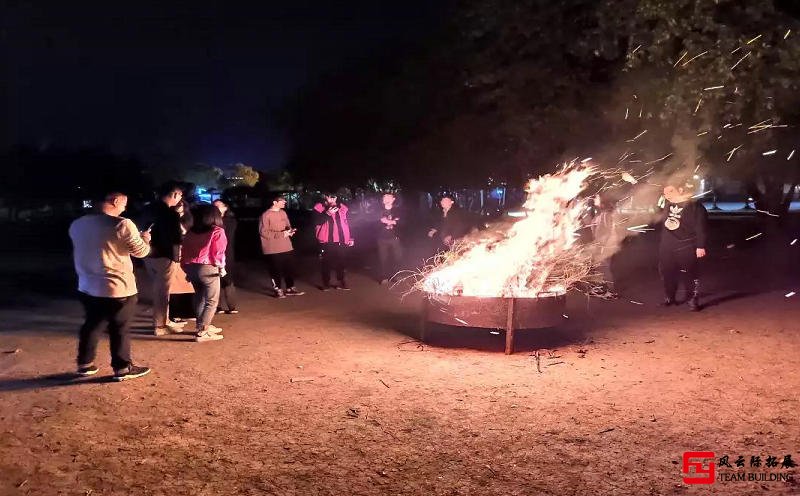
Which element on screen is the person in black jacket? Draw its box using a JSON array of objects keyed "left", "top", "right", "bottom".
[
  {"left": 213, "top": 199, "right": 239, "bottom": 313},
  {"left": 376, "top": 192, "right": 403, "bottom": 284},
  {"left": 658, "top": 179, "right": 708, "bottom": 311},
  {"left": 139, "top": 183, "right": 186, "bottom": 334},
  {"left": 427, "top": 194, "right": 469, "bottom": 252}
]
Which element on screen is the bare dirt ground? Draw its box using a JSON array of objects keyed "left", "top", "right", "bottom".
[{"left": 1, "top": 228, "right": 800, "bottom": 495}]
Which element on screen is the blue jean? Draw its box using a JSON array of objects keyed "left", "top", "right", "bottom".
[{"left": 184, "top": 264, "right": 221, "bottom": 331}]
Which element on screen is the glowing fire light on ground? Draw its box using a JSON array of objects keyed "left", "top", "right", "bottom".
[{"left": 421, "top": 166, "right": 595, "bottom": 298}]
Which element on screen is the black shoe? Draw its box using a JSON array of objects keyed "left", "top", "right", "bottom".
[
  {"left": 77, "top": 364, "right": 99, "bottom": 376},
  {"left": 285, "top": 287, "right": 305, "bottom": 296},
  {"left": 688, "top": 279, "right": 701, "bottom": 311},
  {"left": 113, "top": 365, "right": 151, "bottom": 382}
]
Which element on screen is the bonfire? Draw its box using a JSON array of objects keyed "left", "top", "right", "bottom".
[{"left": 420, "top": 165, "right": 597, "bottom": 299}]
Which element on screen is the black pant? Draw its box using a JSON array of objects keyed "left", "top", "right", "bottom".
[
  {"left": 659, "top": 244, "right": 699, "bottom": 299},
  {"left": 265, "top": 252, "right": 296, "bottom": 290},
  {"left": 219, "top": 273, "right": 238, "bottom": 311},
  {"left": 320, "top": 243, "right": 347, "bottom": 286},
  {"left": 77, "top": 292, "right": 136, "bottom": 370},
  {"left": 377, "top": 237, "right": 403, "bottom": 280}
]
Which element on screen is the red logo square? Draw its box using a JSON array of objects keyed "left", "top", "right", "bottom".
[{"left": 683, "top": 451, "right": 716, "bottom": 484}]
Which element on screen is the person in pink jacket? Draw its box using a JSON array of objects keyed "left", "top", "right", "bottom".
[
  {"left": 181, "top": 204, "right": 227, "bottom": 342},
  {"left": 313, "top": 193, "right": 354, "bottom": 290}
]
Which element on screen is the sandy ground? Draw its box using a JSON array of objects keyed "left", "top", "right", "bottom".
[{"left": 1, "top": 232, "right": 800, "bottom": 495}]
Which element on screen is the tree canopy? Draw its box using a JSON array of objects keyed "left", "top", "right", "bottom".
[{"left": 286, "top": 0, "right": 800, "bottom": 209}]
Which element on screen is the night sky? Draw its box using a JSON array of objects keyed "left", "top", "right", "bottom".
[{"left": 2, "top": 1, "right": 444, "bottom": 170}]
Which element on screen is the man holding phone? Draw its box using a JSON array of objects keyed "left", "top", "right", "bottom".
[
  {"left": 69, "top": 191, "right": 152, "bottom": 380},
  {"left": 140, "top": 183, "right": 186, "bottom": 335},
  {"left": 259, "top": 194, "right": 304, "bottom": 298},
  {"left": 313, "top": 193, "right": 354, "bottom": 290}
]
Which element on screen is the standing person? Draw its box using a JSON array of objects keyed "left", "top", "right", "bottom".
[
  {"left": 140, "top": 183, "right": 186, "bottom": 336},
  {"left": 68, "top": 191, "right": 152, "bottom": 381},
  {"left": 213, "top": 199, "right": 239, "bottom": 312},
  {"left": 314, "top": 193, "right": 354, "bottom": 290},
  {"left": 180, "top": 204, "right": 226, "bottom": 342},
  {"left": 259, "top": 194, "right": 305, "bottom": 298},
  {"left": 427, "top": 194, "right": 468, "bottom": 252},
  {"left": 589, "top": 193, "right": 620, "bottom": 298},
  {"left": 659, "top": 178, "right": 708, "bottom": 311},
  {"left": 376, "top": 192, "right": 403, "bottom": 285},
  {"left": 168, "top": 200, "right": 195, "bottom": 322}
]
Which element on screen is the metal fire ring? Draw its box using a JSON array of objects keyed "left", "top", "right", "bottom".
[{"left": 420, "top": 293, "right": 566, "bottom": 355}]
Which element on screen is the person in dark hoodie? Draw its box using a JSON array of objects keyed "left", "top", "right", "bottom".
[
  {"left": 376, "top": 191, "right": 403, "bottom": 285},
  {"left": 658, "top": 178, "right": 708, "bottom": 311},
  {"left": 139, "top": 183, "right": 186, "bottom": 335},
  {"left": 213, "top": 199, "right": 239, "bottom": 312},
  {"left": 427, "top": 193, "right": 469, "bottom": 252}
]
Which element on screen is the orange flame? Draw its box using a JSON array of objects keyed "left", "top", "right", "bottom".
[{"left": 422, "top": 166, "right": 594, "bottom": 298}]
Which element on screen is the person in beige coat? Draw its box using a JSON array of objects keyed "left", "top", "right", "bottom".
[{"left": 258, "top": 194, "right": 305, "bottom": 298}]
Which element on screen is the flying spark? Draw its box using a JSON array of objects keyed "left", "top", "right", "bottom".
[
  {"left": 626, "top": 130, "right": 648, "bottom": 142},
  {"left": 788, "top": 150, "right": 795, "bottom": 160},
  {"left": 581, "top": 157, "right": 593, "bottom": 163},
  {"left": 731, "top": 52, "right": 751, "bottom": 70},
  {"left": 726, "top": 144, "right": 742, "bottom": 160},
  {"left": 786, "top": 292, "right": 796, "bottom": 298},
  {"left": 762, "top": 150, "right": 777, "bottom": 156},
  {"left": 682, "top": 50, "right": 709, "bottom": 67},
  {"left": 785, "top": 29, "right": 792, "bottom": 40},
  {"left": 625, "top": 107, "right": 629, "bottom": 120},
  {"left": 691, "top": 190, "right": 712, "bottom": 199},
  {"left": 673, "top": 51, "right": 688, "bottom": 67},
  {"left": 694, "top": 98, "right": 703, "bottom": 114},
  {"left": 630, "top": 44, "right": 642, "bottom": 56},
  {"left": 791, "top": 239, "right": 798, "bottom": 246},
  {"left": 703, "top": 85, "right": 724, "bottom": 91},
  {"left": 746, "top": 34, "right": 762, "bottom": 44},
  {"left": 645, "top": 153, "right": 673, "bottom": 165},
  {"left": 629, "top": 300, "right": 644, "bottom": 305},
  {"left": 745, "top": 233, "right": 763, "bottom": 241},
  {"left": 697, "top": 131, "right": 709, "bottom": 136}
]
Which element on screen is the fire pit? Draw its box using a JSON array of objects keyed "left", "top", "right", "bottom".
[{"left": 420, "top": 293, "right": 566, "bottom": 354}]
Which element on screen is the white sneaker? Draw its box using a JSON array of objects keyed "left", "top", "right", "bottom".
[
  {"left": 195, "top": 330, "right": 224, "bottom": 342},
  {"left": 206, "top": 324, "right": 224, "bottom": 334},
  {"left": 154, "top": 322, "right": 185, "bottom": 336}
]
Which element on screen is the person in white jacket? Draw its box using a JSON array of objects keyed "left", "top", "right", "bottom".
[{"left": 68, "top": 191, "right": 152, "bottom": 381}]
